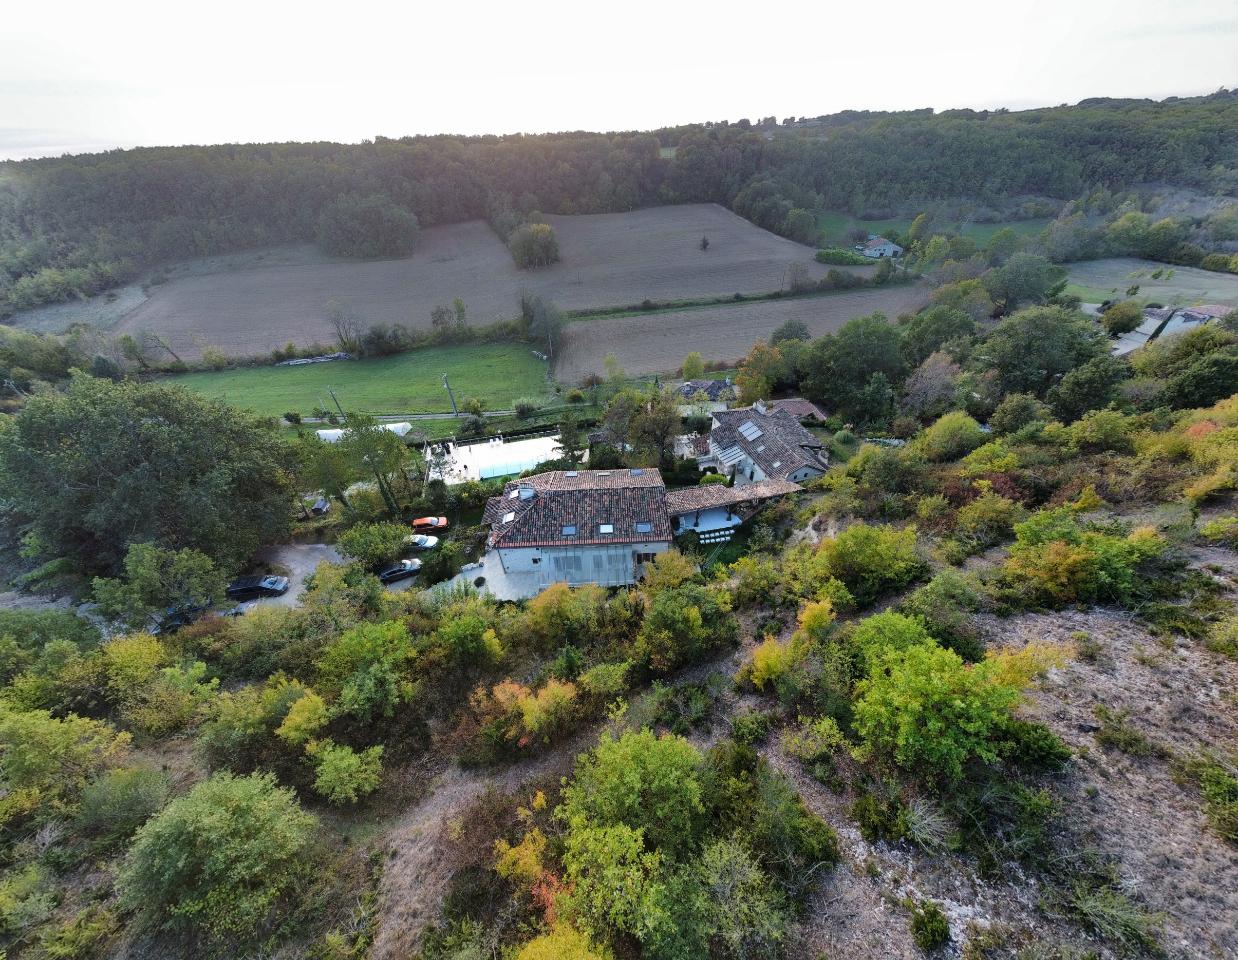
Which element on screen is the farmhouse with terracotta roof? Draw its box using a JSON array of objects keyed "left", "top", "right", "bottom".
[
  {"left": 481, "top": 467, "right": 800, "bottom": 590},
  {"left": 704, "top": 401, "right": 829, "bottom": 486}
]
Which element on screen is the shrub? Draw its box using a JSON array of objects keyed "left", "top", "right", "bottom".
[
  {"left": 119, "top": 771, "right": 316, "bottom": 937},
  {"left": 1173, "top": 754, "right": 1238, "bottom": 841},
  {"left": 516, "top": 925, "right": 612, "bottom": 960},
  {"left": 513, "top": 397, "right": 542, "bottom": 420},
  {"left": 818, "top": 523, "right": 926, "bottom": 606},
  {"left": 953, "top": 486, "right": 1024, "bottom": 551},
  {"left": 558, "top": 730, "right": 705, "bottom": 856},
  {"left": 910, "top": 899, "right": 951, "bottom": 951},
  {"left": 918, "top": 411, "right": 986, "bottom": 462},
  {"left": 696, "top": 838, "right": 789, "bottom": 957},
  {"left": 1100, "top": 299, "right": 1143, "bottom": 335},
  {"left": 336, "top": 522, "right": 410, "bottom": 570},
  {"left": 1205, "top": 614, "right": 1238, "bottom": 660},
  {"left": 77, "top": 766, "right": 170, "bottom": 844},
  {"left": 311, "top": 742, "right": 384, "bottom": 805},
  {"left": 636, "top": 584, "right": 736, "bottom": 673},
  {"left": 730, "top": 709, "right": 775, "bottom": 745},
  {"left": 746, "top": 636, "right": 805, "bottom": 692},
  {"left": 851, "top": 788, "right": 908, "bottom": 842},
  {"left": 37, "top": 906, "right": 120, "bottom": 959},
  {"left": 989, "top": 392, "right": 1050, "bottom": 435},
  {"left": 897, "top": 571, "right": 984, "bottom": 661},
  {"left": 815, "top": 247, "right": 869, "bottom": 265},
  {"left": 1199, "top": 515, "right": 1238, "bottom": 549},
  {"left": 854, "top": 644, "right": 1022, "bottom": 781},
  {"left": 848, "top": 611, "right": 935, "bottom": 668}
]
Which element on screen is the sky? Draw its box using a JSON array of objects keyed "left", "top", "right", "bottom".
[{"left": 2, "top": 0, "right": 1236, "bottom": 161}]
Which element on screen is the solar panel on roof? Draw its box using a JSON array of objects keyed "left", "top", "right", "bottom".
[{"left": 738, "top": 421, "right": 763, "bottom": 441}]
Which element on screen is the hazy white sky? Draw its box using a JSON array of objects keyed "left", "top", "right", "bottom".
[{"left": 2, "top": 0, "right": 1235, "bottom": 160}]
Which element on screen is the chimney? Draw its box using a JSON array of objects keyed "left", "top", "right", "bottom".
[{"left": 753, "top": 399, "right": 767, "bottom": 415}]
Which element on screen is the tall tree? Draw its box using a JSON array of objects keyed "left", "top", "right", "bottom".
[{"left": 0, "top": 375, "right": 297, "bottom": 574}]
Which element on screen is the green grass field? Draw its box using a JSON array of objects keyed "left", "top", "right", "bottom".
[
  {"left": 171, "top": 344, "right": 551, "bottom": 418},
  {"left": 817, "top": 210, "right": 1050, "bottom": 247}
]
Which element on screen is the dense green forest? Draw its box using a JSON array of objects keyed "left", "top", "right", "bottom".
[{"left": 2, "top": 91, "right": 1236, "bottom": 314}]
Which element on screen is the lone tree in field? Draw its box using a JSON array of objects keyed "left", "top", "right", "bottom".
[
  {"left": 681, "top": 351, "right": 705, "bottom": 380},
  {"left": 509, "top": 223, "right": 560, "bottom": 269}
]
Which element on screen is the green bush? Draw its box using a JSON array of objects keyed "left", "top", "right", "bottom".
[
  {"left": 815, "top": 247, "right": 869, "bottom": 265},
  {"left": 897, "top": 571, "right": 984, "bottom": 661},
  {"left": 918, "top": 411, "right": 987, "bottom": 462},
  {"left": 559, "top": 730, "right": 705, "bottom": 856},
  {"left": 848, "top": 611, "right": 935, "bottom": 668},
  {"left": 818, "top": 523, "right": 926, "bottom": 606},
  {"left": 335, "top": 522, "right": 410, "bottom": 570},
  {"left": 508, "top": 223, "right": 560, "bottom": 269},
  {"left": 311, "top": 742, "right": 384, "bottom": 805},
  {"left": 910, "top": 899, "right": 950, "bottom": 951},
  {"left": 854, "top": 644, "right": 1020, "bottom": 781},
  {"left": 77, "top": 766, "right": 170, "bottom": 844},
  {"left": 119, "top": 771, "right": 317, "bottom": 937}
]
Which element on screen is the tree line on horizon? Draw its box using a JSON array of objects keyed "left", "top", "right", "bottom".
[{"left": 1, "top": 90, "right": 1236, "bottom": 315}]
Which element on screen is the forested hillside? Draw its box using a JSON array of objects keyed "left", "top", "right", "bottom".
[{"left": 2, "top": 91, "right": 1235, "bottom": 315}]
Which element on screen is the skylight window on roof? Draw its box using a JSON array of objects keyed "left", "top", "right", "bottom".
[
  {"left": 630, "top": 468, "right": 644, "bottom": 476},
  {"left": 507, "top": 489, "right": 519, "bottom": 498},
  {"left": 599, "top": 523, "right": 614, "bottom": 534},
  {"left": 565, "top": 471, "right": 578, "bottom": 477},
  {"left": 562, "top": 525, "right": 577, "bottom": 536},
  {"left": 502, "top": 511, "right": 516, "bottom": 523},
  {"left": 598, "top": 471, "right": 611, "bottom": 477},
  {"left": 756, "top": 444, "right": 765, "bottom": 452},
  {"left": 634, "top": 521, "right": 652, "bottom": 534},
  {"left": 738, "top": 421, "right": 763, "bottom": 441},
  {"left": 771, "top": 461, "right": 781, "bottom": 469}
]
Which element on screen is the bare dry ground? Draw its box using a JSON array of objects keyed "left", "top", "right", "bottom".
[
  {"left": 554, "top": 282, "right": 929, "bottom": 382},
  {"left": 101, "top": 205, "right": 850, "bottom": 359}
]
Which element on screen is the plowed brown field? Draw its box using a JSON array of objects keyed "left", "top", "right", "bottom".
[
  {"left": 553, "top": 283, "right": 928, "bottom": 382},
  {"left": 111, "top": 204, "right": 861, "bottom": 359}
]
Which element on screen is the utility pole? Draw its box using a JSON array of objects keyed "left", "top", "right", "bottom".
[
  {"left": 443, "top": 374, "right": 459, "bottom": 417},
  {"left": 327, "top": 388, "right": 347, "bottom": 420}
]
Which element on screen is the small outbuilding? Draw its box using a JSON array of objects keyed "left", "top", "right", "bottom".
[{"left": 856, "top": 235, "right": 903, "bottom": 259}]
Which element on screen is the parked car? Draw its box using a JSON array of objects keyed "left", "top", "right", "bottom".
[
  {"left": 404, "top": 533, "right": 439, "bottom": 551},
  {"left": 411, "top": 516, "right": 448, "bottom": 531},
  {"left": 310, "top": 497, "right": 331, "bottom": 516},
  {"left": 225, "top": 575, "right": 291, "bottom": 601},
  {"left": 149, "top": 603, "right": 208, "bottom": 635},
  {"left": 378, "top": 558, "right": 422, "bottom": 584}
]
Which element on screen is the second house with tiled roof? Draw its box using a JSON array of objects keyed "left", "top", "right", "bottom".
[{"left": 705, "top": 401, "right": 829, "bottom": 486}]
